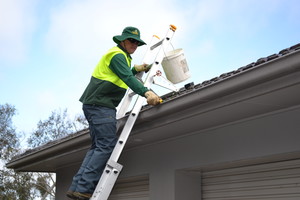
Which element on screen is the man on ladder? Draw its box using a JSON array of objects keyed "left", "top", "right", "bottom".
[{"left": 66, "top": 26, "right": 161, "bottom": 200}]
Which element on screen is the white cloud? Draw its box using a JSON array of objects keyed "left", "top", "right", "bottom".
[
  {"left": 37, "top": 90, "right": 59, "bottom": 110},
  {"left": 43, "top": 0, "right": 186, "bottom": 64},
  {"left": 0, "top": 0, "right": 37, "bottom": 64},
  {"left": 185, "top": 0, "right": 286, "bottom": 39}
]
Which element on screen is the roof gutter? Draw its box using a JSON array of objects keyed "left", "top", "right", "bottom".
[{"left": 119, "top": 50, "right": 300, "bottom": 128}]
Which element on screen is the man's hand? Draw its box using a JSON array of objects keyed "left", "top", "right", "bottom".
[
  {"left": 134, "top": 64, "right": 151, "bottom": 72},
  {"left": 144, "top": 91, "right": 161, "bottom": 105}
]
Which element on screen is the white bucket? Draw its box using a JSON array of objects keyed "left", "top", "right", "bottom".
[{"left": 161, "top": 48, "right": 190, "bottom": 84}]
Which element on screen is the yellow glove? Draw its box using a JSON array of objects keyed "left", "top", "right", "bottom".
[
  {"left": 134, "top": 64, "right": 151, "bottom": 72},
  {"left": 144, "top": 91, "right": 161, "bottom": 106}
]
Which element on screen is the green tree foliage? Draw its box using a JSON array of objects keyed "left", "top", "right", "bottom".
[
  {"left": 27, "top": 109, "right": 73, "bottom": 148},
  {"left": 1, "top": 104, "right": 87, "bottom": 199},
  {"left": 0, "top": 104, "right": 36, "bottom": 200},
  {"left": 0, "top": 104, "right": 19, "bottom": 160},
  {"left": 27, "top": 108, "right": 88, "bottom": 148},
  {"left": 0, "top": 170, "right": 36, "bottom": 200},
  {"left": 35, "top": 173, "right": 56, "bottom": 199},
  {"left": 26, "top": 108, "right": 88, "bottom": 199}
]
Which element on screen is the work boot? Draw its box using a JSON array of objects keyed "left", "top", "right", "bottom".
[
  {"left": 73, "top": 192, "right": 92, "bottom": 200},
  {"left": 66, "top": 191, "right": 75, "bottom": 199}
]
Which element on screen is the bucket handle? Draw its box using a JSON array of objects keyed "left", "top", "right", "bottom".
[{"left": 162, "top": 42, "right": 175, "bottom": 61}]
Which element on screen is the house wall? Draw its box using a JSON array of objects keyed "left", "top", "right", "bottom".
[
  {"left": 118, "top": 106, "right": 300, "bottom": 200},
  {"left": 57, "top": 106, "right": 300, "bottom": 200},
  {"left": 56, "top": 162, "right": 81, "bottom": 198}
]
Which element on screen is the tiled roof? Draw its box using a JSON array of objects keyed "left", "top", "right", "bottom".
[{"left": 157, "top": 43, "right": 300, "bottom": 104}]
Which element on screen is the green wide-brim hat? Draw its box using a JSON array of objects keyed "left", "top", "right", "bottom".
[{"left": 113, "top": 26, "right": 146, "bottom": 46}]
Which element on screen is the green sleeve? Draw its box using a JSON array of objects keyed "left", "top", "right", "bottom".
[
  {"left": 131, "top": 66, "right": 138, "bottom": 75},
  {"left": 109, "top": 54, "right": 148, "bottom": 96}
]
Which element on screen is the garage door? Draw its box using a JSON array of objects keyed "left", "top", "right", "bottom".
[
  {"left": 202, "top": 159, "right": 300, "bottom": 200},
  {"left": 108, "top": 175, "right": 149, "bottom": 200}
]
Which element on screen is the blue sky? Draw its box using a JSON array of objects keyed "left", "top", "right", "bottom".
[{"left": 1, "top": 0, "right": 299, "bottom": 143}]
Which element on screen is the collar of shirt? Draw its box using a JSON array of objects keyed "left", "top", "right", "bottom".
[{"left": 117, "top": 44, "right": 132, "bottom": 59}]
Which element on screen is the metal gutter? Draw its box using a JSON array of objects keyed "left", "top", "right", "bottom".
[
  {"left": 119, "top": 49, "right": 300, "bottom": 128},
  {"left": 6, "top": 129, "right": 90, "bottom": 171}
]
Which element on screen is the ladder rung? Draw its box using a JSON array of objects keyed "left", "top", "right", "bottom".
[
  {"left": 150, "top": 39, "right": 164, "bottom": 50},
  {"left": 107, "top": 159, "right": 123, "bottom": 171},
  {"left": 128, "top": 91, "right": 136, "bottom": 97}
]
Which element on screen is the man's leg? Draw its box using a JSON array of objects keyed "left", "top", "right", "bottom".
[
  {"left": 76, "top": 105, "right": 117, "bottom": 194},
  {"left": 68, "top": 105, "right": 96, "bottom": 197},
  {"left": 68, "top": 149, "right": 94, "bottom": 193}
]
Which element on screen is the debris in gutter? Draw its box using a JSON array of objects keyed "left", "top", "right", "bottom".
[{"left": 184, "top": 82, "right": 194, "bottom": 90}]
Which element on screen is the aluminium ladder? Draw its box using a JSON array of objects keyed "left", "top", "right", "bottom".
[{"left": 90, "top": 24, "right": 177, "bottom": 200}]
